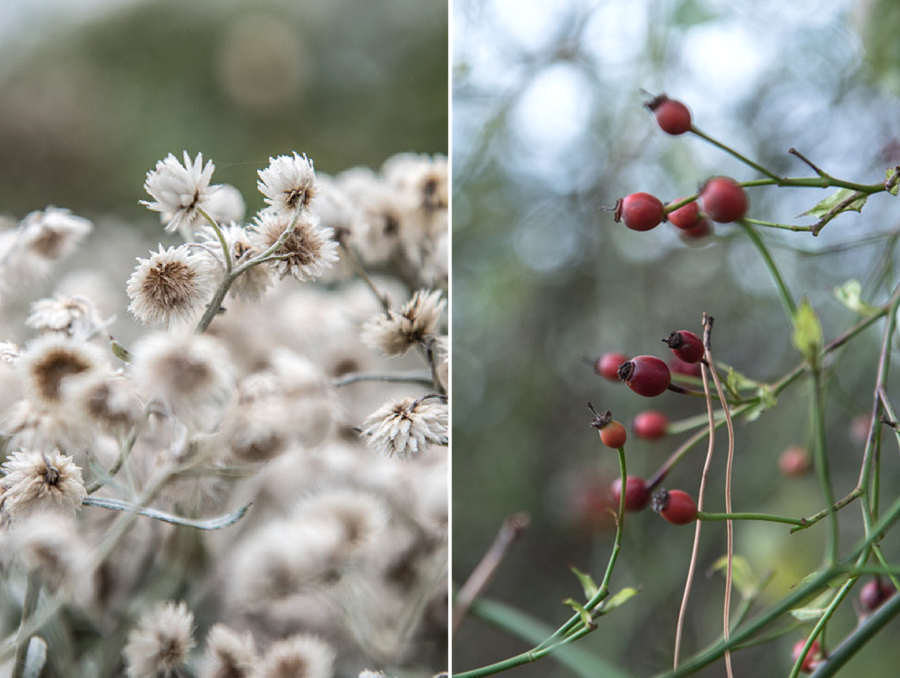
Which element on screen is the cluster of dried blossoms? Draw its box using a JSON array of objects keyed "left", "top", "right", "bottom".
[{"left": 0, "top": 150, "right": 448, "bottom": 678}]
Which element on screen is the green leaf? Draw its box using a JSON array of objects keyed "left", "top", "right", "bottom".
[
  {"left": 111, "top": 340, "right": 131, "bottom": 362},
  {"left": 563, "top": 598, "right": 596, "bottom": 629},
  {"left": 790, "top": 589, "right": 836, "bottom": 620},
  {"left": 886, "top": 167, "right": 900, "bottom": 196},
  {"left": 599, "top": 587, "right": 639, "bottom": 614},
  {"left": 801, "top": 188, "right": 867, "bottom": 218},
  {"left": 834, "top": 280, "right": 880, "bottom": 316},
  {"left": 726, "top": 367, "right": 758, "bottom": 393},
  {"left": 792, "top": 298, "right": 823, "bottom": 368},
  {"left": 710, "top": 555, "right": 759, "bottom": 599},
  {"left": 569, "top": 565, "right": 599, "bottom": 600}
]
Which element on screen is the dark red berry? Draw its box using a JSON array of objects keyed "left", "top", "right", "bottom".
[
  {"left": 670, "top": 356, "right": 702, "bottom": 379},
  {"left": 791, "top": 639, "right": 823, "bottom": 674},
  {"left": 618, "top": 355, "right": 671, "bottom": 397},
  {"left": 859, "top": 578, "right": 896, "bottom": 612},
  {"left": 595, "top": 352, "right": 628, "bottom": 381},
  {"left": 611, "top": 476, "right": 651, "bottom": 512},
  {"left": 614, "top": 192, "right": 665, "bottom": 231},
  {"left": 633, "top": 410, "right": 668, "bottom": 440},
  {"left": 700, "top": 176, "right": 748, "bottom": 223},
  {"left": 778, "top": 445, "right": 812, "bottom": 477},
  {"left": 652, "top": 488, "right": 697, "bottom": 525},
  {"left": 666, "top": 199, "right": 702, "bottom": 230},
  {"left": 678, "top": 218, "right": 713, "bottom": 240},
  {"left": 663, "top": 330, "right": 704, "bottom": 364},
  {"left": 646, "top": 95, "right": 692, "bottom": 135}
]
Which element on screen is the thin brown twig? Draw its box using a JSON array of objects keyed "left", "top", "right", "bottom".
[
  {"left": 703, "top": 314, "right": 738, "bottom": 678},
  {"left": 453, "top": 512, "right": 531, "bottom": 635},
  {"left": 674, "top": 315, "right": 719, "bottom": 670}
]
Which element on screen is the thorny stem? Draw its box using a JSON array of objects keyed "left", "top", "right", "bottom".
[
  {"left": 812, "top": 366, "right": 839, "bottom": 564},
  {"left": 697, "top": 511, "right": 804, "bottom": 526},
  {"left": 11, "top": 571, "right": 40, "bottom": 678}
]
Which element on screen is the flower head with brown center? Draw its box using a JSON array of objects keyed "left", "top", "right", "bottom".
[
  {"left": 127, "top": 244, "right": 218, "bottom": 327},
  {"left": 257, "top": 152, "right": 317, "bottom": 216},
  {"left": 0, "top": 448, "right": 86, "bottom": 522},
  {"left": 360, "top": 395, "right": 448, "bottom": 459},
  {"left": 250, "top": 212, "right": 338, "bottom": 281}
]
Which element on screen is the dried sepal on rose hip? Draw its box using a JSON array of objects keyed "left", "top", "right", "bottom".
[
  {"left": 614, "top": 192, "right": 665, "bottom": 231},
  {"left": 645, "top": 94, "right": 692, "bottom": 135},
  {"left": 588, "top": 404, "right": 627, "bottom": 449},
  {"left": 651, "top": 488, "right": 697, "bottom": 525},
  {"left": 617, "top": 355, "right": 671, "bottom": 397},
  {"left": 662, "top": 330, "right": 704, "bottom": 364}
]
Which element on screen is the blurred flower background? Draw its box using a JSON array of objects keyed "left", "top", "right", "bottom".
[{"left": 452, "top": 0, "right": 900, "bottom": 676}]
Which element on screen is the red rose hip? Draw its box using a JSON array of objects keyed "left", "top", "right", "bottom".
[
  {"left": 614, "top": 192, "right": 665, "bottom": 231},
  {"left": 633, "top": 410, "right": 669, "bottom": 440},
  {"left": 595, "top": 352, "right": 628, "bottom": 381},
  {"left": 666, "top": 199, "right": 702, "bottom": 230},
  {"left": 791, "top": 639, "right": 823, "bottom": 674},
  {"left": 859, "top": 578, "right": 896, "bottom": 612},
  {"left": 663, "top": 330, "right": 704, "bottom": 364},
  {"left": 617, "top": 355, "right": 671, "bottom": 397},
  {"left": 611, "top": 476, "right": 651, "bottom": 512},
  {"left": 652, "top": 488, "right": 697, "bottom": 525},
  {"left": 646, "top": 95, "right": 692, "bottom": 135},
  {"left": 700, "top": 177, "right": 748, "bottom": 223}
]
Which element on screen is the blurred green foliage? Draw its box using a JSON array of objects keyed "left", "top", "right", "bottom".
[{"left": 0, "top": 0, "right": 447, "bottom": 219}]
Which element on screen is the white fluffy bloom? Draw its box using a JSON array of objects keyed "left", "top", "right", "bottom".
[
  {"left": 250, "top": 212, "right": 339, "bottom": 281},
  {"left": 250, "top": 634, "right": 335, "bottom": 678},
  {"left": 0, "top": 449, "right": 87, "bottom": 522},
  {"left": 17, "top": 207, "right": 93, "bottom": 259},
  {"left": 197, "top": 223, "right": 273, "bottom": 301},
  {"left": 123, "top": 601, "right": 195, "bottom": 678},
  {"left": 200, "top": 624, "right": 257, "bottom": 678},
  {"left": 257, "top": 152, "right": 316, "bottom": 215},
  {"left": 26, "top": 294, "right": 105, "bottom": 340},
  {"left": 360, "top": 396, "right": 448, "bottom": 459},
  {"left": 132, "top": 331, "right": 235, "bottom": 430},
  {"left": 361, "top": 289, "right": 446, "bottom": 356},
  {"left": 20, "top": 334, "right": 106, "bottom": 407},
  {"left": 142, "top": 151, "right": 218, "bottom": 234},
  {"left": 127, "top": 244, "right": 219, "bottom": 327}
]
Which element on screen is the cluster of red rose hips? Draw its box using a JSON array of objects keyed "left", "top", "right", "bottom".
[
  {"left": 591, "top": 329, "right": 706, "bottom": 525},
  {"left": 610, "top": 96, "right": 749, "bottom": 238}
]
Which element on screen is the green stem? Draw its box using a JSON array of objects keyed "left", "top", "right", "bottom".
[
  {"left": 196, "top": 206, "right": 232, "bottom": 276},
  {"left": 690, "top": 127, "right": 782, "bottom": 181},
  {"left": 743, "top": 217, "right": 812, "bottom": 232},
  {"left": 738, "top": 220, "right": 797, "bottom": 321},
  {"left": 812, "top": 366, "right": 839, "bottom": 564},
  {"left": 791, "top": 489, "right": 862, "bottom": 533},
  {"left": 697, "top": 511, "right": 804, "bottom": 526}
]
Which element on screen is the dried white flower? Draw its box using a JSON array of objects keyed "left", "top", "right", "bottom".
[
  {"left": 1, "top": 512, "right": 90, "bottom": 590},
  {"left": 127, "top": 244, "right": 218, "bottom": 327},
  {"left": 20, "top": 334, "right": 105, "bottom": 408},
  {"left": 250, "top": 634, "right": 335, "bottom": 678},
  {"left": 361, "top": 289, "right": 445, "bottom": 356},
  {"left": 292, "top": 488, "right": 389, "bottom": 558},
  {"left": 382, "top": 152, "right": 448, "bottom": 211},
  {"left": 200, "top": 624, "right": 258, "bottom": 678},
  {"left": 197, "top": 223, "right": 272, "bottom": 300},
  {"left": 0, "top": 341, "right": 21, "bottom": 364},
  {"left": 123, "top": 601, "right": 196, "bottom": 678},
  {"left": 250, "top": 212, "right": 339, "bottom": 282},
  {"left": 360, "top": 396, "right": 448, "bottom": 459},
  {"left": 16, "top": 207, "right": 93, "bottom": 260},
  {"left": 3, "top": 398, "right": 91, "bottom": 452},
  {"left": 0, "top": 449, "right": 86, "bottom": 522},
  {"left": 61, "top": 369, "right": 142, "bottom": 435},
  {"left": 132, "top": 331, "right": 235, "bottom": 429},
  {"left": 258, "top": 152, "right": 316, "bottom": 216},
  {"left": 26, "top": 294, "right": 105, "bottom": 340},
  {"left": 142, "top": 151, "right": 218, "bottom": 234}
]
